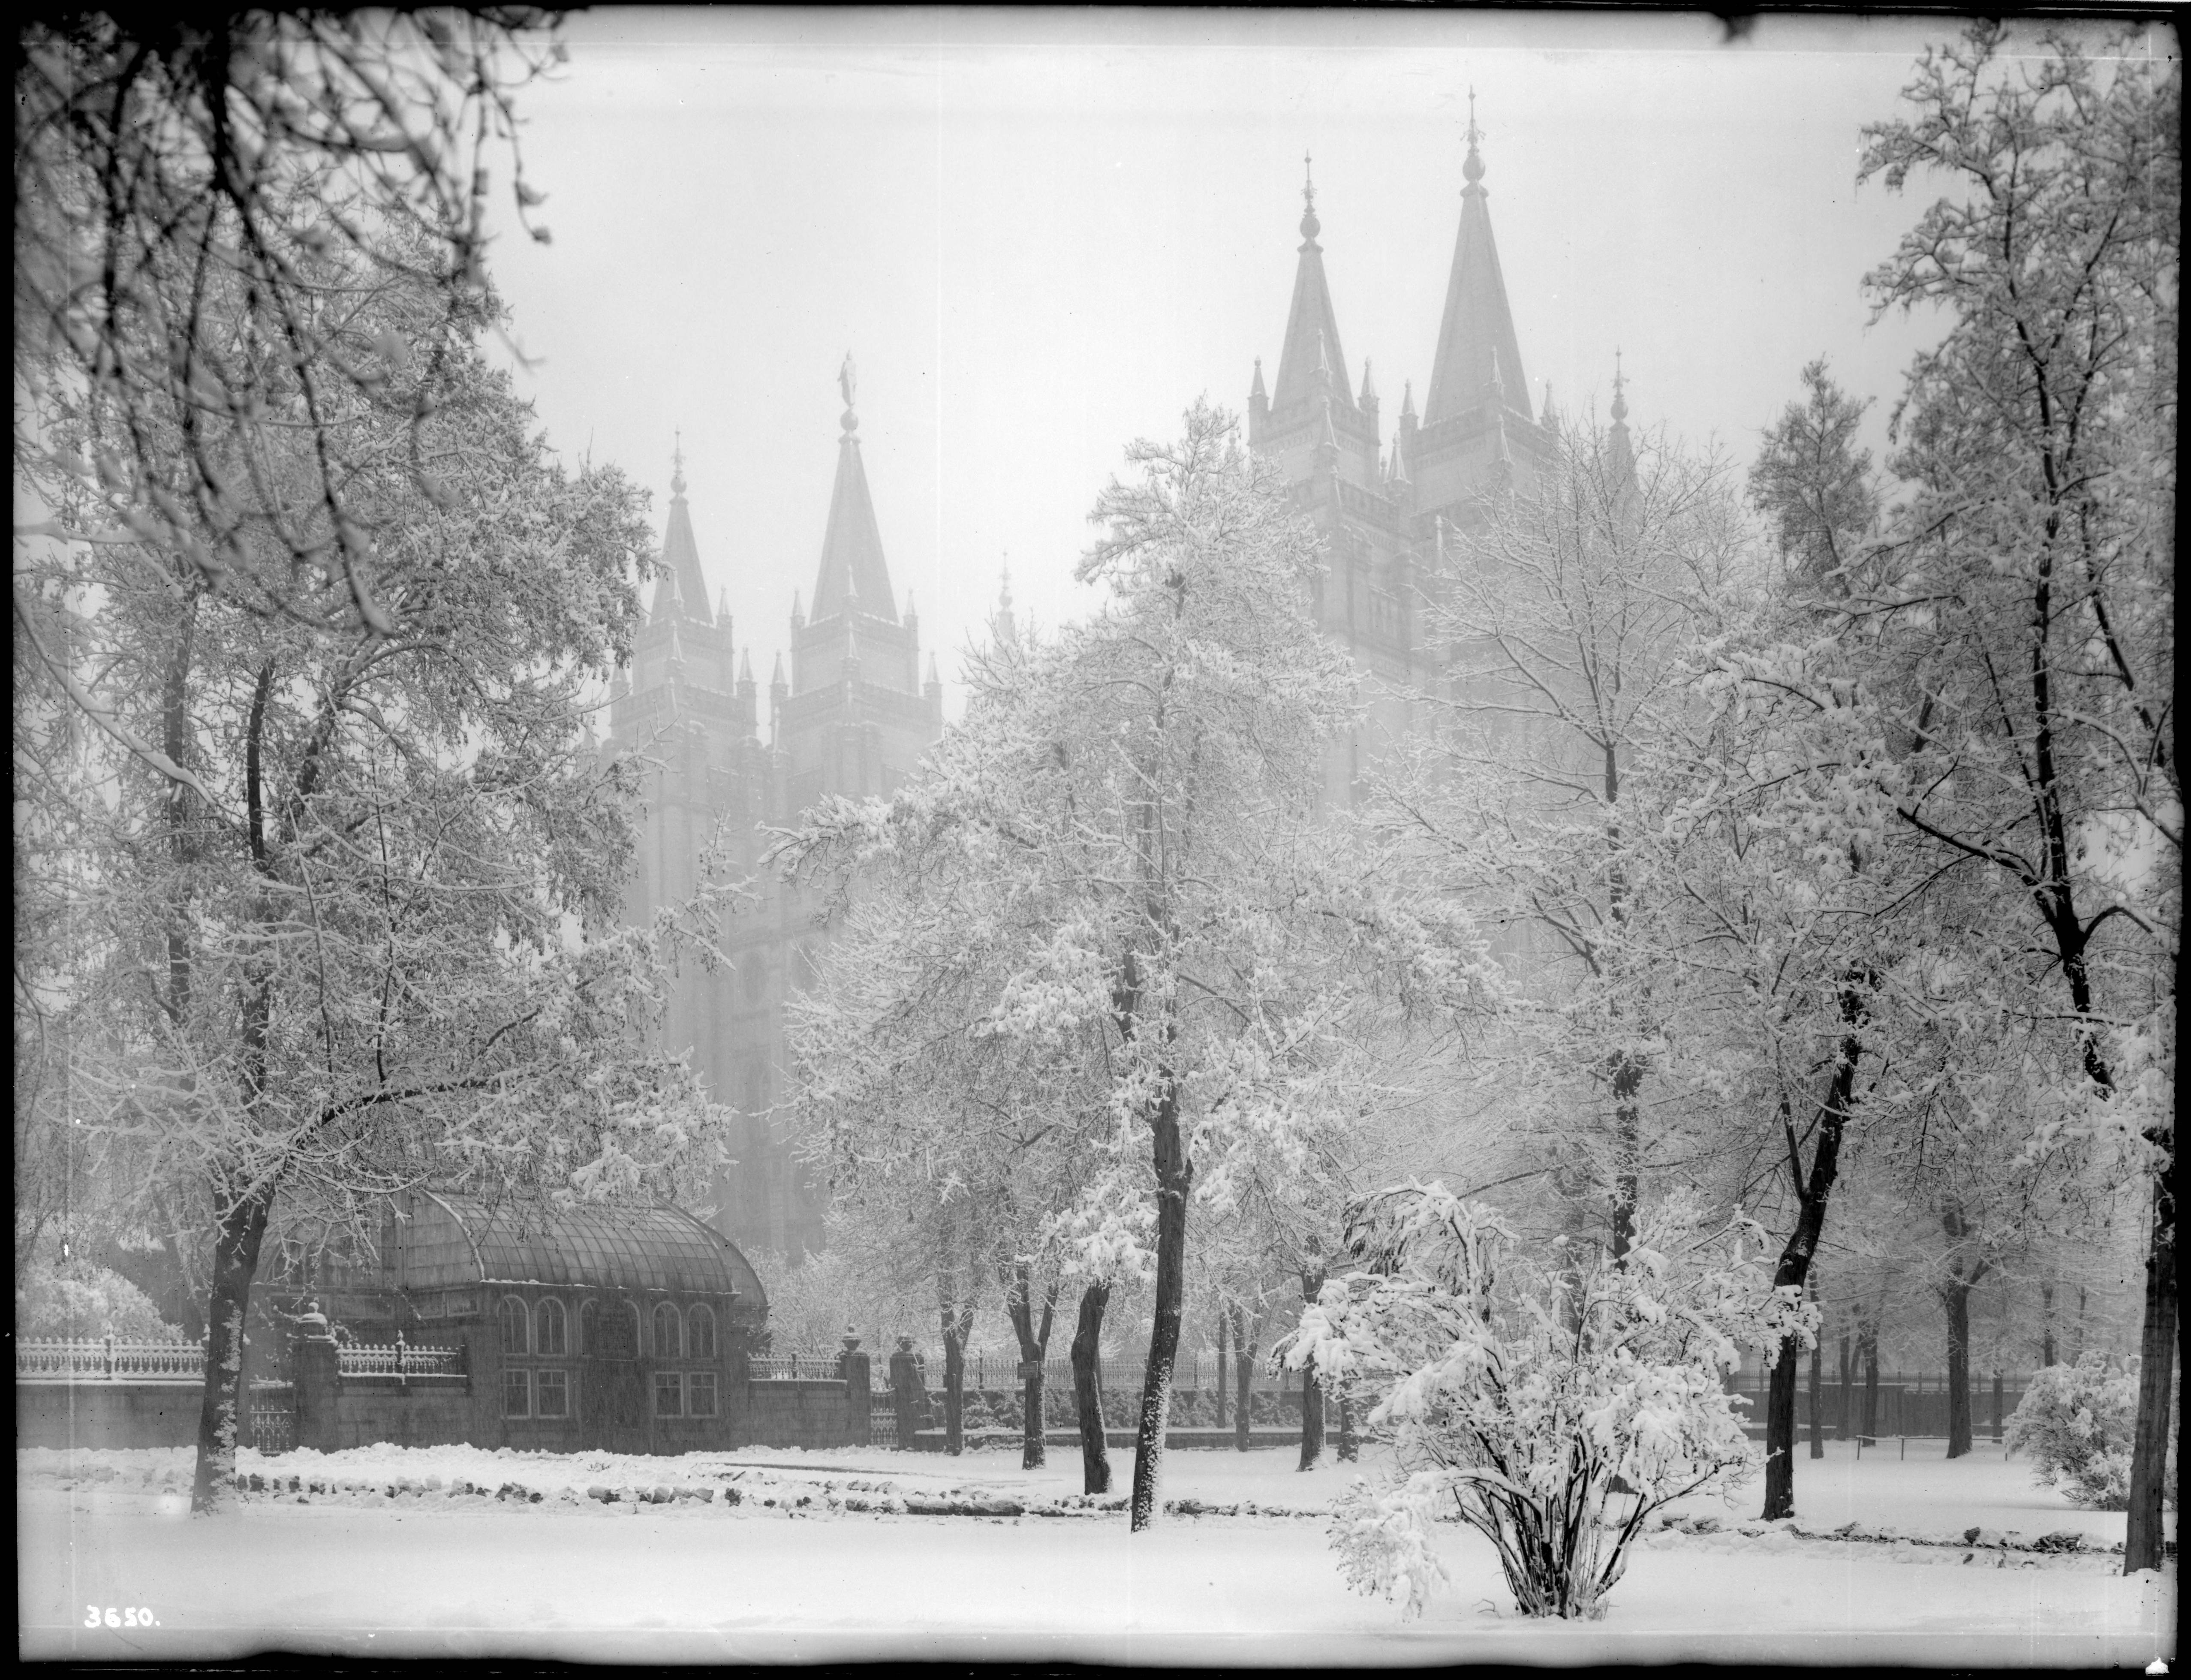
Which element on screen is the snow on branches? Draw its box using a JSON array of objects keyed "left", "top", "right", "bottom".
[{"left": 1284, "top": 1181, "right": 1810, "bottom": 1620}]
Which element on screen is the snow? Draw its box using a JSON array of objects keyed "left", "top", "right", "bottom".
[{"left": 18, "top": 1441, "right": 2175, "bottom": 1663}]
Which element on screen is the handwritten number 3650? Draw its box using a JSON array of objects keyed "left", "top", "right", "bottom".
[{"left": 85, "top": 1606, "right": 155, "bottom": 1628}]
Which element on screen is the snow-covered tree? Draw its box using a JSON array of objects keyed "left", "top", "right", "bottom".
[
  {"left": 1372, "top": 413, "right": 1751, "bottom": 1263},
  {"left": 783, "top": 402, "right": 1493, "bottom": 1526},
  {"left": 1285, "top": 1181, "right": 1810, "bottom": 1621},
  {"left": 16, "top": 12, "right": 565, "bottom": 629},
  {"left": 1848, "top": 24, "right": 2178, "bottom": 1569},
  {"left": 12, "top": 213, "right": 728, "bottom": 1511}
]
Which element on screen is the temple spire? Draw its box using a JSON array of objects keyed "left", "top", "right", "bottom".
[
  {"left": 651, "top": 439, "right": 712, "bottom": 623},
  {"left": 810, "top": 355, "right": 899, "bottom": 623},
  {"left": 1424, "top": 97, "right": 1532, "bottom": 427},
  {"left": 1608, "top": 350, "right": 1635, "bottom": 493},
  {"left": 1269, "top": 154, "right": 1357, "bottom": 419}
]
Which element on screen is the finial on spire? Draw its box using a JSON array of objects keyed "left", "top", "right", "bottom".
[
  {"left": 671, "top": 430, "right": 686, "bottom": 496},
  {"left": 999, "top": 560, "right": 1013, "bottom": 613},
  {"left": 1610, "top": 348, "right": 1628, "bottom": 423},
  {"left": 838, "top": 352, "right": 858, "bottom": 435},
  {"left": 1299, "top": 150, "right": 1321, "bottom": 243},
  {"left": 1462, "top": 87, "right": 1486, "bottom": 186}
]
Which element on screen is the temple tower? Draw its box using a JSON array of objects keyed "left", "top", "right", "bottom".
[
  {"left": 1246, "top": 108, "right": 1560, "bottom": 806},
  {"left": 611, "top": 368, "right": 942, "bottom": 1260}
]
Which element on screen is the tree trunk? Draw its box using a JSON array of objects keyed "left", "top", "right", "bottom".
[
  {"left": 1807, "top": 1277, "right": 1825, "bottom": 1460},
  {"left": 1297, "top": 1266, "right": 1326, "bottom": 1471},
  {"left": 1940, "top": 1202, "right": 1986, "bottom": 1461},
  {"left": 1943, "top": 1277, "right": 1974, "bottom": 1459},
  {"left": 190, "top": 1185, "right": 273, "bottom": 1512},
  {"left": 1129, "top": 1079, "right": 1189, "bottom": 1531},
  {"left": 2040, "top": 1278, "right": 2057, "bottom": 1368},
  {"left": 1609, "top": 1049, "right": 1642, "bottom": 1262},
  {"left": 1214, "top": 1308, "right": 1229, "bottom": 1430},
  {"left": 1232, "top": 1304, "right": 1256, "bottom": 1452},
  {"left": 1761, "top": 982, "right": 1864, "bottom": 1520},
  {"left": 1004, "top": 1259, "right": 1056, "bottom": 1471},
  {"left": 1069, "top": 1281, "right": 1111, "bottom": 1495},
  {"left": 2124, "top": 1165, "right": 2177, "bottom": 1575},
  {"left": 1336, "top": 1389, "right": 1357, "bottom": 1462},
  {"left": 1860, "top": 1321, "right": 1880, "bottom": 1440},
  {"left": 1837, "top": 1322, "right": 1852, "bottom": 1440}
]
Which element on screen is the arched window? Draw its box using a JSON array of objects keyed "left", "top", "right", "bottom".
[
  {"left": 499, "top": 1295, "right": 529, "bottom": 1355},
  {"left": 578, "top": 1299, "right": 599, "bottom": 1355},
  {"left": 535, "top": 1298, "right": 567, "bottom": 1356},
  {"left": 653, "top": 1301, "right": 683, "bottom": 1359},
  {"left": 687, "top": 1303, "right": 717, "bottom": 1360}
]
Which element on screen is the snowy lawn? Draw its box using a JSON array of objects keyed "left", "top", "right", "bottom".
[{"left": 19, "top": 1443, "right": 2174, "bottom": 1665}]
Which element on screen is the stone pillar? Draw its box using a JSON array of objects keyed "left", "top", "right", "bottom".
[
  {"left": 888, "top": 1337, "right": 919, "bottom": 1449},
  {"left": 838, "top": 1330, "right": 870, "bottom": 1448},
  {"left": 292, "top": 1304, "right": 341, "bottom": 1454},
  {"left": 1991, "top": 1371, "right": 2004, "bottom": 1443}
]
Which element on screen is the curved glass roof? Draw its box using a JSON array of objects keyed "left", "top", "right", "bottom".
[{"left": 394, "top": 1192, "right": 766, "bottom": 1321}]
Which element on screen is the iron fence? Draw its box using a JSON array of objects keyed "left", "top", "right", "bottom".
[
  {"left": 749, "top": 1352, "right": 846, "bottom": 1382},
  {"left": 337, "top": 1339, "right": 465, "bottom": 1381},
  {"left": 894, "top": 1349, "right": 1288, "bottom": 1394},
  {"left": 16, "top": 1336, "right": 203, "bottom": 1385}
]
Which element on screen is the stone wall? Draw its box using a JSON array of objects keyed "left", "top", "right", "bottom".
[
  {"left": 16, "top": 1383, "right": 199, "bottom": 1451},
  {"left": 743, "top": 1379, "right": 850, "bottom": 1449},
  {"left": 316, "top": 1381, "right": 476, "bottom": 1451}
]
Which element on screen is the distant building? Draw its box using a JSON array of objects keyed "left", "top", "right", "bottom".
[
  {"left": 616, "top": 113, "right": 1598, "bottom": 1256},
  {"left": 607, "top": 372, "right": 943, "bottom": 1258},
  {"left": 1247, "top": 115, "right": 1617, "bottom": 807}
]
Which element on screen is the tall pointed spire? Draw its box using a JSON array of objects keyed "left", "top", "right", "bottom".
[
  {"left": 1270, "top": 153, "right": 1358, "bottom": 419},
  {"left": 1607, "top": 349, "right": 1635, "bottom": 493},
  {"left": 652, "top": 434, "right": 713, "bottom": 623},
  {"left": 810, "top": 355, "right": 899, "bottom": 623},
  {"left": 1424, "top": 94, "right": 1532, "bottom": 427}
]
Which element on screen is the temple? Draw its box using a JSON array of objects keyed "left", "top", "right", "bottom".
[
  {"left": 1247, "top": 110, "right": 1561, "bottom": 807},
  {"left": 607, "top": 362, "right": 943, "bottom": 1257}
]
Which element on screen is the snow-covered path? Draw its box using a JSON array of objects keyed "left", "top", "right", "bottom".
[{"left": 19, "top": 1461, "right": 2173, "bottom": 1666}]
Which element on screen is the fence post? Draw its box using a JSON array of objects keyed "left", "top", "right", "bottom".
[
  {"left": 839, "top": 1331, "right": 870, "bottom": 1448},
  {"left": 104, "top": 1329, "right": 115, "bottom": 1381},
  {"left": 395, "top": 1329, "right": 408, "bottom": 1387},
  {"left": 1991, "top": 1371, "right": 2003, "bottom": 1444},
  {"left": 292, "top": 1304, "right": 341, "bottom": 1454}
]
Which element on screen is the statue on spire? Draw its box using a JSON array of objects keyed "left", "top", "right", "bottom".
[
  {"left": 1463, "top": 87, "right": 1486, "bottom": 186},
  {"left": 838, "top": 353, "right": 858, "bottom": 435}
]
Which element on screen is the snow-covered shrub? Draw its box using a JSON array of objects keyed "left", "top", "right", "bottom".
[
  {"left": 1283, "top": 1181, "right": 1809, "bottom": 1621},
  {"left": 2004, "top": 1355, "right": 2176, "bottom": 1511},
  {"left": 15, "top": 1258, "right": 181, "bottom": 1341}
]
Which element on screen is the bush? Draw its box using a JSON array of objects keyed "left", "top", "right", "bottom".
[
  {"left": 1284, "top": 1183, "right": 1809, "bottom": 1621},
  {"left": 15, "top": 1259, "right": 181, "bottom": 1341},
  {"left": 2004, "top": 1355, "right": 2177, "bottom": 1511}
]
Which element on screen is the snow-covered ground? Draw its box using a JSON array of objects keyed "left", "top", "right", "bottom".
[{"left": 18, "top": 1440, "right": 2174, "bottom": 1665}]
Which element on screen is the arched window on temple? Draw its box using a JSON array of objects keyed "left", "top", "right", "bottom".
[
  {"left": 578, "top": 1298, "right": 599, "bottom": 1355},
  {"left": 535, "top": 1297, "right": 567, "bottom": 1355},
  {"left": 499, "top": 1294, "right": 529, "bottom": 1355}
]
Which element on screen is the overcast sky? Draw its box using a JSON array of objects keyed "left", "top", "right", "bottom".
[{"left": 481, "top": 8, "right": 1991, "bottom": 716}]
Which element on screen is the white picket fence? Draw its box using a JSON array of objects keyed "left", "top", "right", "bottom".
[{"left": 17, "top": 1337, "right": 203, "bottom": 1385}]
